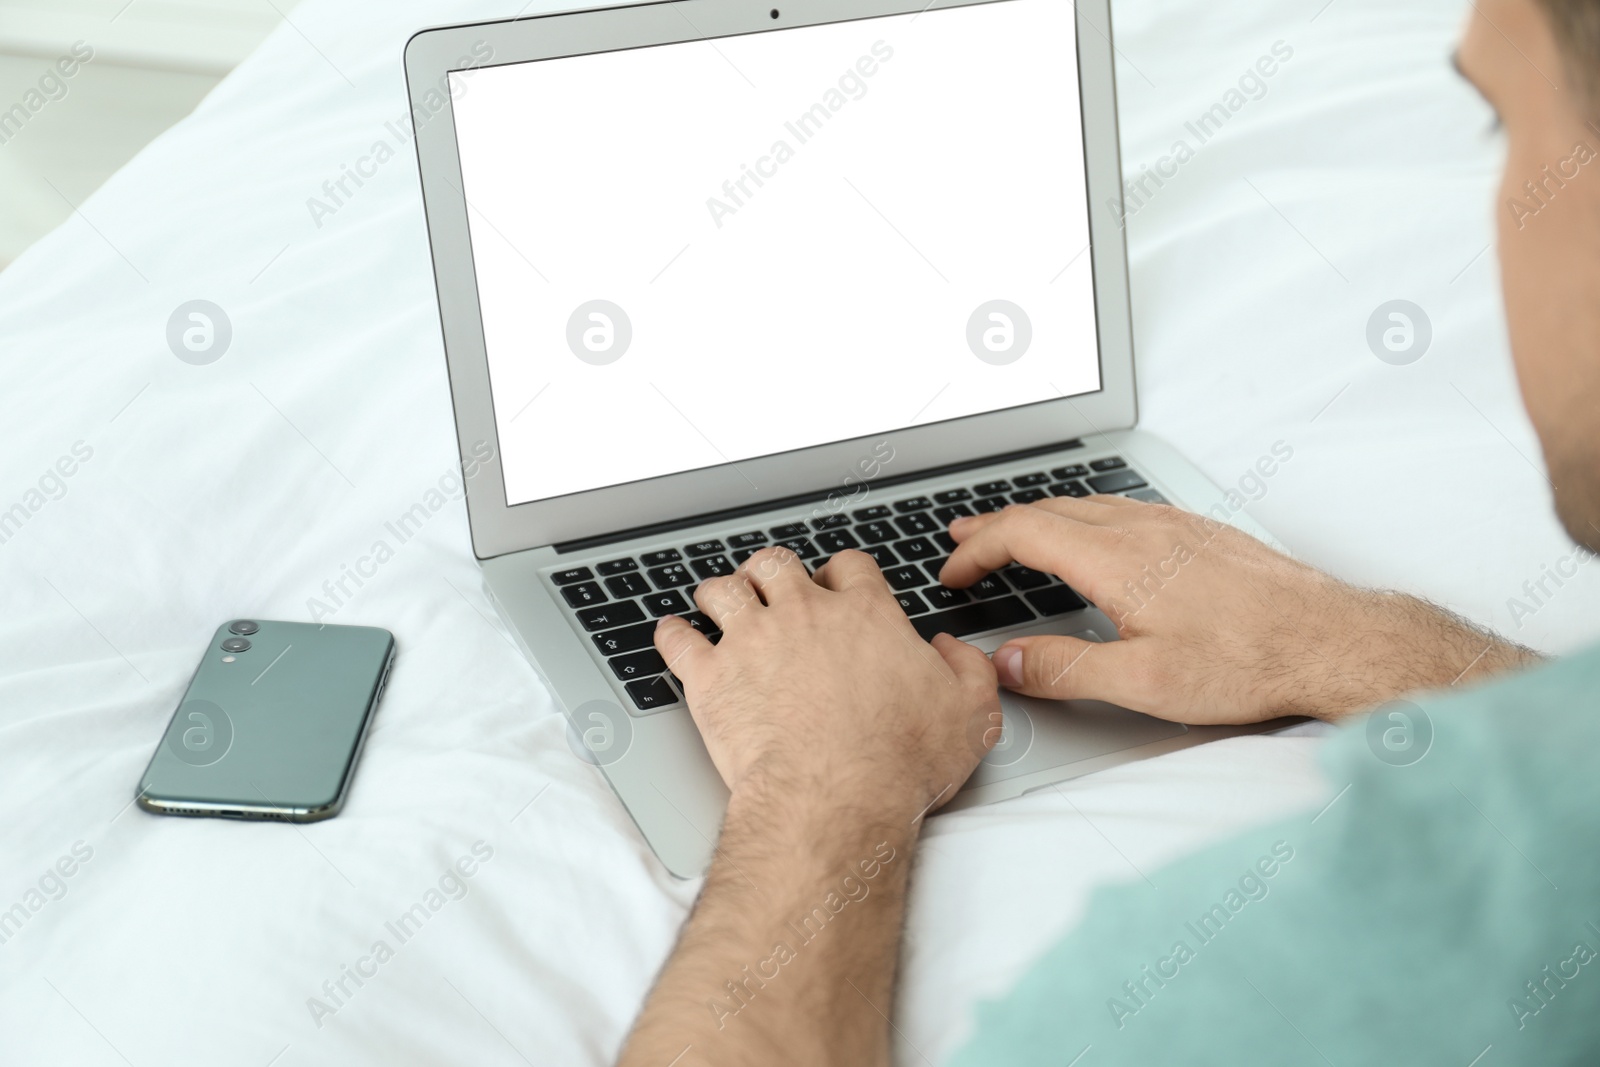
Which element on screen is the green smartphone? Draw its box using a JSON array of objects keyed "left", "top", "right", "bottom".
[{"left": 137, "top": 620, "right": 395, "bottom": 822}]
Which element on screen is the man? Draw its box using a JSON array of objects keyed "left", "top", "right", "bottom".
[{"left": 618, "top": 0, "right": 1600, "bottom": 1061}]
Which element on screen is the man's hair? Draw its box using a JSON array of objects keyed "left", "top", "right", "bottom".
[{"left": 1538, "top": 0, "right": 1600, "bottom": 110}]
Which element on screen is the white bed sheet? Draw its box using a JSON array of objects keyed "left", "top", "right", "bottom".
[{"left": 3, "top": 0, "right": 1596, "bottom": 1064}]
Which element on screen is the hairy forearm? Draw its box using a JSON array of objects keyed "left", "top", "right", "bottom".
[
  {"left": 618, "top": 783, "right": 920, "bottom": 1067},
  {"left": 1311, "top": 589, "right": 1544, "bottom": 722}
]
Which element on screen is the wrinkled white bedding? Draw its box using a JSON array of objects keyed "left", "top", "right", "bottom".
[{"left": 3, "top": 0, "right": 1595, "bottom": 1063}]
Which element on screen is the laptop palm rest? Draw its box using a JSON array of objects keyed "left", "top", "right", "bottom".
[
  {"left": 959, "top": 621, "right": 1187, "bottom": 789},
  {"left": 965, "top": 694, "right": 1188, "bottom": 788}
]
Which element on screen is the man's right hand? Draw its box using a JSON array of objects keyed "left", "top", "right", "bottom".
[{"left": 938, "top": 497, "right": 1539, "bottom": 725}]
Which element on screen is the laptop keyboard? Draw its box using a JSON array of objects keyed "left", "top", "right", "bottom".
[{"left": 550, "top": 455, "right": 1164, "bottom": 713}]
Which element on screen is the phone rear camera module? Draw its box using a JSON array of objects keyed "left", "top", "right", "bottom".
[
  {"left": 221, "top": 637, "right": 252, "bottom": 653},
  {"left": 228, "top": 620, "right": 259, "bottom": 635}
]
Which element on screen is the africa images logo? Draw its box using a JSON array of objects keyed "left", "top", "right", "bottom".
[{"left": 166, "top": 699, "right": 234, "bottom": 767}]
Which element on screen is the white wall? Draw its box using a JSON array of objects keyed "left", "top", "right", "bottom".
[
  {"left": 0, "top": 0, "right": 300, "bottom": 269},
  {"left": 0, "top": 0, "right": 289, "bottom": 74}
]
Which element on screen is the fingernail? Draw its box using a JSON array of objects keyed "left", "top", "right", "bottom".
[
  {"left": 994, "top": 645, "right": 1023, "bottom": 688},
  {"left": 950, "top": 516, "right": 972, "bottom": 533}
]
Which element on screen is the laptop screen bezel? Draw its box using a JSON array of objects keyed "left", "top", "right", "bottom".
[{"left": 405, "top": 0, "right": 1135, "bottom": 559}]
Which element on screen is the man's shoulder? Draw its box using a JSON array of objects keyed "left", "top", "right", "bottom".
[
  {"left": 953, "top": 643, "right": 1600, "bottom": 1067},
  {"left": 1321, "top": 638, "right": 1600, "bottom": 809}
]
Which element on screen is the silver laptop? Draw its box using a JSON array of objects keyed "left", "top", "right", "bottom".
[{"left": 406, "top": 0, "right": 1287, "bottom": 877}]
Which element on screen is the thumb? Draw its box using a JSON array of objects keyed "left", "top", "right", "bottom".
[
  {"left": 654, "top": 615, "right": 714, "bottom": 690},
  {"left": 992, "top": 634, "right": 1136, "bottom": 703}
]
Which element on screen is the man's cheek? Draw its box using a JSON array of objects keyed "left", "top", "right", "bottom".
[{"left": 1493, "top": 147, "right": 1579, "bottom": 458}]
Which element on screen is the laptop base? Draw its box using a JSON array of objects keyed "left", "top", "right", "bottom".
[{"left": 479, "top": 428, "right": 1292, "bottom": 878}]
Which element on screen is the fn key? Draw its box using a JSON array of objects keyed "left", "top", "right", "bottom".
[{"left": 625, "top": 676, "right": 678, "bottom": 712}]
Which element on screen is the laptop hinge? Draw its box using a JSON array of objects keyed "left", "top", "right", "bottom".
[{"left": 553, "top": 439, "right": 1085, "bottom": 555}]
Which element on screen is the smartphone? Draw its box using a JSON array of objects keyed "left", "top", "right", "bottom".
[{"left": 137, "top": 620, "right": 395, "bottom": 822}]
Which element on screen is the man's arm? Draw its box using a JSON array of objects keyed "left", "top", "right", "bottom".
[
  {"left": 617, "top": 787, "right": 919, "bottom": 1066},
  {"left": 618, "top": 547, "right": 999, "bottom": 1067}
]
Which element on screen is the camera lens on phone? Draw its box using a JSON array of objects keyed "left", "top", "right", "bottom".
[
  {"left": 228, "top": 620, "right": 259, "bottom": 635},
  {"left": 221, "top": 637, "right": 252, "bottom": 653}
]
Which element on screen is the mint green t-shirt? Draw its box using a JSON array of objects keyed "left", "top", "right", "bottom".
[{"left": 954, "top": 646, "right": 1600, "bottom": 1065}]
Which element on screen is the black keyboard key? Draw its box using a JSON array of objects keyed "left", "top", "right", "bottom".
[
  {"left": 933, "top": 504, "right": 973, "bottom": 525},
  {"left": 853, "top": 505, "right": 891, "bottom": 521},
  {"left": 1087, "top": 470, "right": 1147, "bottom": 494},
  {"left": 1050, "top": 480, "right": 1091, "bottom": 498},
  {"left": 577, "top": 600, "right": 645, "bottom": 632},
  {"left": 626, "top": 676, "right": 678, "bottom": 711},
  {"left": 682, "top": 612, "right": 718, "bottom": 637},
  {"left": 551, "top": 566, "right": 594, "bottom": 586},
  {"left": 643, "top": 590, "right": 690, "bottom": 616},
  {"left": 770, "top": 522, "right": 808, "bottom": 539},
  {"left": 924, "top": 560, "right": 950, "bottom": 584},
  {"left": 1090, "top": 456, "right": 1127, "bottom": 472},
  {"left": 1051, "top": 463, "right": 1089, "bottom": 480},
  {"left": 729, "top": 530, "right": 768, "bottom": 549},
  {"left": 685, "top": 539, "right": 725, "bottom": 557},
  {"left": 1002, "top": 565, "right": 1052, "bottom": 590},
  {"left": 1026, "top": 585, "right": 1089, "bottom": 616},
  {"left": 811, "top": 514, "right": 851, "bottom": 530},
  {"left": 895, "top": 590, "right": 930, "bottom": 615},
  {"left": 894, "top": 513, "right": 938, "bottom": 537},
  {"left": 592, "top": 621, "right": 658, "bottom": 656},
  {"left": 816, "top": 529, "right": 861, "bottom": 553},
  {"left": 973, "top": 496, "right": 1008, "bottom": 513},
  {"left": 597, "top": 557, "right": 638, "bottom": 576},
  {"left": 895, "top": 537, "right": 938, "bottom": 561},
  {"left": 1011, "top": 488, "right": 1047, "bottom": 504},
  {"left": 933, "top": 488, "right": 972, "bottom": 504},
  {"left": 864, "top": 545, "right": 898, "bottom": 569},
  {"left": 970, "top": 573, "right": 1011, "bottom": 599},
  {"left": 562, "top": 582, "right": 606, "bottom": 608},
  {"left": 605, "top": 573, "right": 651, "bottom": 598},
  {"left": 732, "top": 546, "right": 762, "bottom": 564},
  {"left": 648, "top": 563, "right": 695, "bottom": 588},
  {"left": 884, "top": 566, "right": 926, "bottom": 591},
  {"left": 1128, "top": 488, "right": 1169, "bottom": 503},
  {"left": 925, "top": 586, "right": 972, "bottom": 610},
  {"left": 911, "top": 596, "right": 1035, "bottom": 641},
  {"left": 691, "top": 555, "right": 736, "bottom": 579},
  {"left": 1013, "top": 472, "right": 1050, "bottom": 487},
  {"left": 974, "top": 480, "right": 1011, "bottom": 496},
  {"left": 609, "top": 647, "right": 667, "bottom": 680},
  {"left": 776, "top": 537, "right": 819, "bottom": 559},
  {"left": 858, "top": 520, "right": 898, "bottom": 544},
  {"left": 934, "top": 531, "right": 957, "bottom": 553},
  {"left": 894, "top": 496, "right": 934, "bottom": 513},
  {"left": 642, "top": 549, "right": 682, "bottom": 566}
]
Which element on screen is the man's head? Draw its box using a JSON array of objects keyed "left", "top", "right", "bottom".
[{"left": 1457, "top": 0, "right": 1600, "bottom": 550}]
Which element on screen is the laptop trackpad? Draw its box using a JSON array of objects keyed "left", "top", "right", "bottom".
[{"left": 963, "top": 693, "right": 1187, "bottom": 788}]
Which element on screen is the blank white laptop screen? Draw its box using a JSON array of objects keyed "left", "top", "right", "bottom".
[{"left": 450, "top": 0, "right": 1100, "bottom": 508}]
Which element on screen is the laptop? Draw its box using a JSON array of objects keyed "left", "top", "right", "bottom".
[{"left": 405, "top": 0, "right": 1289, "bottom": 877}]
